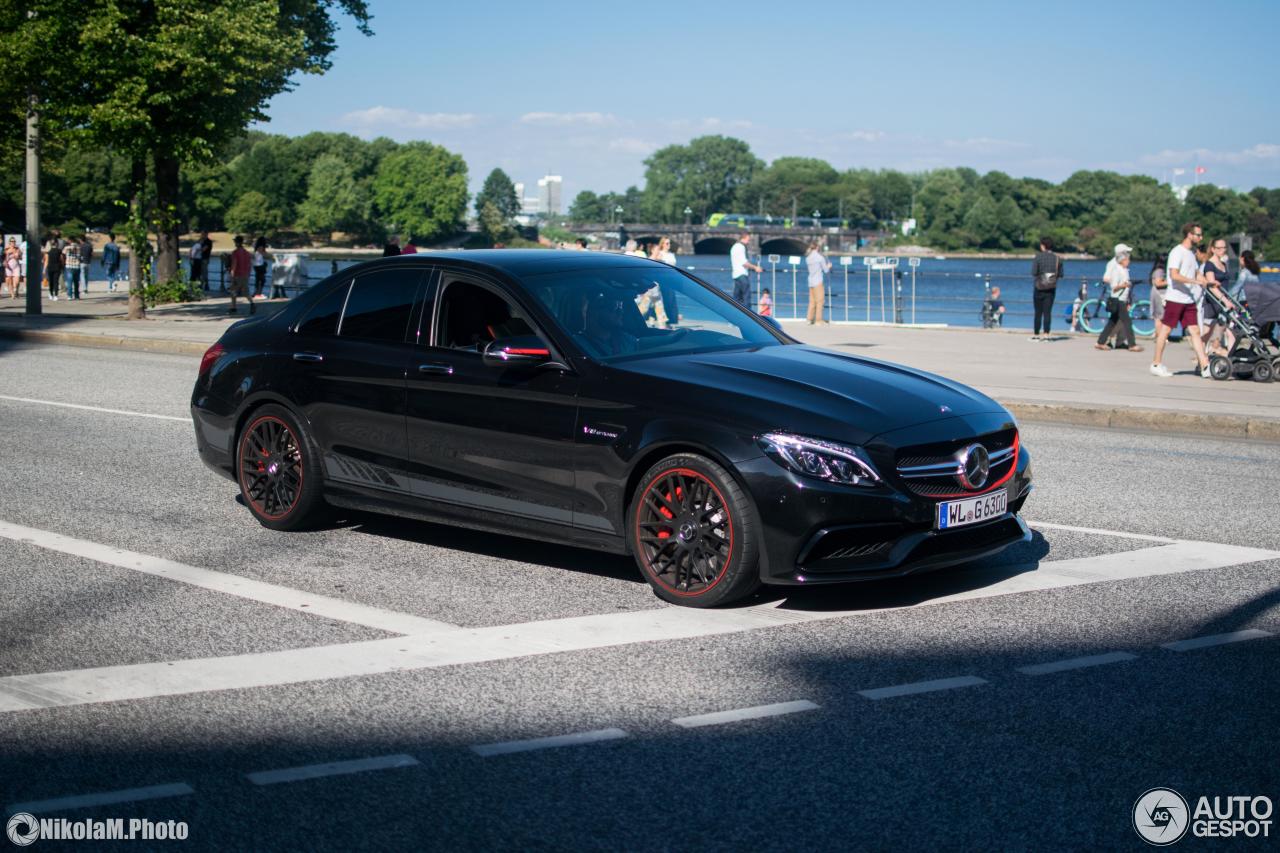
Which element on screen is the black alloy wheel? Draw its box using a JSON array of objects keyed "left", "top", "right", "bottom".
[
  {"left": 236, "top": 404, "right": 326, "bottom": 530},
  {"left": 632, "top": 453, "right": 760, "bottom": 607}
]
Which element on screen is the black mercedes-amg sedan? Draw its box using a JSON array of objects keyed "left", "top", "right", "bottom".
[{"left": 192, "top": 250, "right": 1032, "bottom": 607}]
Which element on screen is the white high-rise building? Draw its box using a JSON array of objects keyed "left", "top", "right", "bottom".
[{"left": 537, "top": 175, "right": 563, "bottom": 216}]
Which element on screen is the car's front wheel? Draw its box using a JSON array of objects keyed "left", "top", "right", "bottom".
[
  {"left": 236, "top": 404, "right": 327, "bottom": 530},
  {"left": 631, "top": 453, "right": 761, "bottom": 607}
]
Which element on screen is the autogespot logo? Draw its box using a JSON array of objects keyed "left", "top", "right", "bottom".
[
  {"left": 1134, "top": 788, "right": 1190, "bottom": 845},
  {"left": 6, "top": 812, "right": 39, "bottom": 846}
]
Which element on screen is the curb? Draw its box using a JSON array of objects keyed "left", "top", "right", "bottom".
[
  {"left": 3, "top": 324, "right": 1277, "bottom": 442},
  {"left": 1007, "top": 402, "right": 1280, "bottom": 442},
  {"left": 0, "top": 326, "right": 210, "bottom": 356}
]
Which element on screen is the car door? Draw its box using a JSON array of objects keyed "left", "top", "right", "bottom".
[
  {"left": 287, "top": 264, "right": 429, "bottom": 494},
  {"left": 404, "top": 272, "right": 582, "bottom": 530}
]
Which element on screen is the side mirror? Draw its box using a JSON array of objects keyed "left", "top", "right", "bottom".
[{"left": 482, "top": 335, "right": 553, "bottom": 368}]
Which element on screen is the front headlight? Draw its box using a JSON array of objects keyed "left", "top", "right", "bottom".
[{"left": 758, "top": 432, "right": 882, "bottom": 487}]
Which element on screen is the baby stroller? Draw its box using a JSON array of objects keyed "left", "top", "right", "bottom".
[{"left": 1204, "top": 284, "right": 1280, "bottom": 382}]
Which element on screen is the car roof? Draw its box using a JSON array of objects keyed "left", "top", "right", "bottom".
[{"left": 393, "top": 249, "right": 665, "bottom": 277}]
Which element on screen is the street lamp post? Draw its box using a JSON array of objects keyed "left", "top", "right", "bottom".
[
  {"left": 683, "top": 206, "right": 692, "bottom": 226},
  {"left": 614, "top": 205, "right": 623, "bottom": 225}
]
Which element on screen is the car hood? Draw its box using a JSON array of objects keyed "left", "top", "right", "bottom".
[{"left": 613, "top": 344, "right": 1006, "bottom": 443}]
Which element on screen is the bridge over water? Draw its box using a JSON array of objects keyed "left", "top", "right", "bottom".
[{"left": 569, "top": 223, "right": 865, "bottom": 256}]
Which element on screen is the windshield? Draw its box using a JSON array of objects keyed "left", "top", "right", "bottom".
[{"left": 523, "top": 265, "right": 783, "bottom": 362}]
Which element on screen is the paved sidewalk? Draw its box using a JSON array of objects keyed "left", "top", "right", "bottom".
[{"left": 2, "top": 289, "right": 1277, "bottom": 439}]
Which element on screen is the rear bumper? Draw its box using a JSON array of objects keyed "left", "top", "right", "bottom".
[{"left": 192, "top": 400, "right": 237, "bottom": 482}]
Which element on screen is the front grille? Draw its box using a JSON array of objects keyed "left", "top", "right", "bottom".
[{"left": 894, "top": 428, "right": 1017, "bottom": 498}]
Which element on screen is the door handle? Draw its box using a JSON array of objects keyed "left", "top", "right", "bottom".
[
  {"left": 418, "top": 362, "right": 454, "bottom": 375},
  {"left": 292, "top": 351, "right": 324, "bottom": 363}
]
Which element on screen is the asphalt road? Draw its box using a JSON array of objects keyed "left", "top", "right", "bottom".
[{"left": 1, "top": 342, "right": 1278, "bottom": 851}]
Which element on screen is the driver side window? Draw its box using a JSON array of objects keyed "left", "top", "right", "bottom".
[{"left": 435, "top": 279, "right": 536, "bottom": 352}]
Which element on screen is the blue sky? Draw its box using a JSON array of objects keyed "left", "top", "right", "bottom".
[{"left": 261, "top": 0, "right": 1280, "bottom": 200}]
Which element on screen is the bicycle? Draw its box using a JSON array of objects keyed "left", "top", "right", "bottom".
[{"left": 1077, "top": 280, "right": 1155, "bottom": 338}]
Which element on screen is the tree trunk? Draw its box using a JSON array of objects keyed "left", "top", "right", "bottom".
[
  {"left": 127, "top": 158, "right": 147, "bottom": 320},
  {"left": 153, "top": 152, "right": 180, "bottom": 283}
]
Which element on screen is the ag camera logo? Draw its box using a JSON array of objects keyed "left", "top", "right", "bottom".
[
  {"left": 6, "top": 812, "right": 39, "bottom": 846},
  {"left": 1134, "top": 788, "right": 1190, "bottom": 845}
]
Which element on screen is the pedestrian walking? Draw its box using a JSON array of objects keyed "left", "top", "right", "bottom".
[
  {"left": 199, "top": 232, "right": 214, "bottom": 291},
  {"left": 730, "top": 233, "right": 762, "bottom": 306},
  {"left": 188, "top": 237, "right": 204, "bottom": 286},
  {"left": 1234, "top": 250, "right": 1260, "bottom": 303},
  {"left": 804, "top": 240, "right": 831, "bottom": 324},
  {"left": 1151, "top": 223, "right": 1209, "bottom": 378},
  {"left": 1201, "top": 237, "right": 1234, "bottom": 356},
  {"left": 1149, "top": 259, "right": 1167, "bottom": 335},
  {"left": 383, "top": 235, "right": 401, "bottom": 256},
  {"left": 1030, "top": 236, "right": 1062, "bottom": 340},
  {"left": 252, "top": 237, "right": 271, "bottom": 298},
  {"left": 4, "top": 236, "right": 21, "bottom": 298},
  {"left": 79, "top": 233, "right": 93, "bottom": 293},
  {"left": 61, "top": 236, "right": 82, "bottom": 300},
  {"left": 400, "top": 236, "right": 418, "bottom": 255},
  {"left": 44, "top": 230, "right": 64, "bottom": 301},
  {"left": 1095, "top": 243, "right": 1142, "bottom": 352},
  {"left": 227, "top": 235, "right": 254, "bottom": 315},
  {"left": 649, "top": 237, "right": 676, "bottom": 265},
  {"left": 102, "top": 232, "right": 122, "bottom": 292}
]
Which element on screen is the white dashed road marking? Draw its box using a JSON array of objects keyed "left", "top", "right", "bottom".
[
  {"left": 1161, "top": 629, "right": 1274, "bottom": 652},
  {"left": 246, "top": 754, "right": 420, "bottom": 786},
  {"left": 672, "top": 700, "right": 820, "bottom": 728},
  {"left": 471, "top": 728, "right": 629, "bottom": 757},
  {"left": 7, "top": 783, "right": 195, "bottom": 814},
  {"left": 0, "top": 394, "right": 188, "bottom": 422},
  {"left": 0, "top": 519, "right": 457, "bottom": 635},
  {"left": 858, "top": 675, "right": 988, "bottom": 700},
  {"left": 1016, "top": 651, "right": 1139, "bottom": 676},
  {"left": 0, "top": 526, "right": 1275, "bottom": 713}
]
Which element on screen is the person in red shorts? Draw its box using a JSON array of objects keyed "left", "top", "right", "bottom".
[
  {"left": 1150, "top": 223, "right": 1208, "bottom": 378},
  {"left": 228, "top": 235, "right": 255, "bottom": 315}
]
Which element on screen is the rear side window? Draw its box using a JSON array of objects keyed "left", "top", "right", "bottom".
[
  {"left": 296, "top": 280, "right": 352, "bottom": 336},
  {"left": 339, "top": 268, "right": 422, "bottom": 342}
]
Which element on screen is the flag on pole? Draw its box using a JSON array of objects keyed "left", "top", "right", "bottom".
[
  {"left": 1195, "top": 166, "right": 1207, "bottom": 174},
  {"left": 1172, "top": 168, "right": 1186, "bottom": 176}
]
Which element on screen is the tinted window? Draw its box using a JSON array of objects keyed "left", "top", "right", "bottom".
[
  {"left": 436, "top": 281, "right": 536, "bottom": 352},
  {"left": 296, "top": 280, "right": 351, "bottom": 336},
  {"left": 339, "top": 268, "right": 421, "bottom": 342}
]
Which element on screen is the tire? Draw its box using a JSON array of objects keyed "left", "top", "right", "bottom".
[
  {"left": 1252, "top": 359, "right": 1274, "bottom": 383},
  {"left": 235, "top": 403, "right": 327, "bottom": 530},
  {"left": 1130, "top": 300, "right": 1155, "bottom": 338},
  {"left": 1209, "top": 355, "right": 1232, "bottom": 381},
  {"left": 630, "top": 453, "right": 761, "bottom": 607},
  {"left": 1077, "top": 299, "right": 1105, "bottom": 335}
]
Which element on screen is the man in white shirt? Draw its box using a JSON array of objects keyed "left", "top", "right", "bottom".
[
  {"left": 729, "top": 233, "right": 762, "bottom": 305},
  {"left": 1095, "top": 243, "right": 1141, "bottom": 352},
  {"left": 1151, "top": 223, "right": 1208, "bottom": 378}
]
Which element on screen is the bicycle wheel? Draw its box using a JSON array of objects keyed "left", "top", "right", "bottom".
[
  {"left": 1130, "top": 299, "right": 1155, "bottom": 338},
  {"left": 1077, "top": 299, "right": 1105, "bottom": 335}
]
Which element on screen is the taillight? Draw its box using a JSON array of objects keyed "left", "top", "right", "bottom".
[{"left": 199, "top": 343, "right": 226, "bottom": 377}]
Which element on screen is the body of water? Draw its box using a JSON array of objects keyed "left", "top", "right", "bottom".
[{"left": 73, "top": 251, "right": 1280, "bottom": 331}]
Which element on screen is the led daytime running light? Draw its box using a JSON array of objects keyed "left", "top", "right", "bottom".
[{"left": 759, "top": 432, "right": 881, "bottom": 486}]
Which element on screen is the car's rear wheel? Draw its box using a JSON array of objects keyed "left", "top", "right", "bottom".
[
  {"left": 631, "top": 453, "right": 761, "bottom": 607},
  {"left": 236, "top": 404, "right": 326, "bottom": 530}
]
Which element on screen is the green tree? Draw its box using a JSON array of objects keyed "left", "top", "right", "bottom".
[
  {"left": 226, "top": 190, "right": 283, "bottom": 235},
  {"left": 642, "top": 135, "right": 761, "bottom": 223},
  {"left": 180, "top": 160, "right": 233, "bottom": 231},
  {"left": 297, "top": 154, "right": 368, "bottom": 237},
  {"left": 1100, "top": 184, "right": 1181, "bottom": 259},
  {"left": 478, "top": 201, "right": 514, "bottom": 245},
  {"left": 568, "top": 190, "right": 604, "bottom": 222},
  {"left": 475, "top": 168, "right": 519, "bottom": 220},
  {"left": 371, "top": 141, "right": 468, "bottom": 242},
  {"left": 739, "top": 157, "right": 839, "bottom": 220},
  {"left": 1183, "top": 184, "right": 1260, "bottom": 241},
  {"left": 2, "top": 0, "right": 372, "bottom": 317},
  {"left": 869, "top": 170, "right": 914, "bottom": 222},
  {"left": 961, "top": 191, "right": 1001, "bottom": 248}
]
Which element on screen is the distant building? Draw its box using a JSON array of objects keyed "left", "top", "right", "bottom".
[{"left": 537, "top": 175, "right": 562, "bottom": 216}]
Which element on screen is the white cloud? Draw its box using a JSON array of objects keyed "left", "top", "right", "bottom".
[
  {"left": 942, "top": 136, "right": 1030, "bottom": 153},
  {"left": 1139, "top": 143, "right": 1280, "bottom": 168},
  {"left": 519, "top": 111, "right": 619, "bottom": 126},
  {"left": 608, "top": 137, "right": 659, "bottom": 156},
  {"left": 842, "top": 130, "right": 886, "bottom": 143},
  {"left": 340, "top": 107, "right": 478, "bottom": 134},
  {"left": 665, "top": 117, "right": 753, "bottom": 131}
]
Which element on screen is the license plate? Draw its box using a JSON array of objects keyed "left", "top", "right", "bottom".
[{"left": 936, "top": 490, "right": 1008, "bottom": 530}]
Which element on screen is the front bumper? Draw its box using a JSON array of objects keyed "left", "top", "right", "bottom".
[{"left": 740, "top": 428, "right": 1033, "bottom": 586}]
